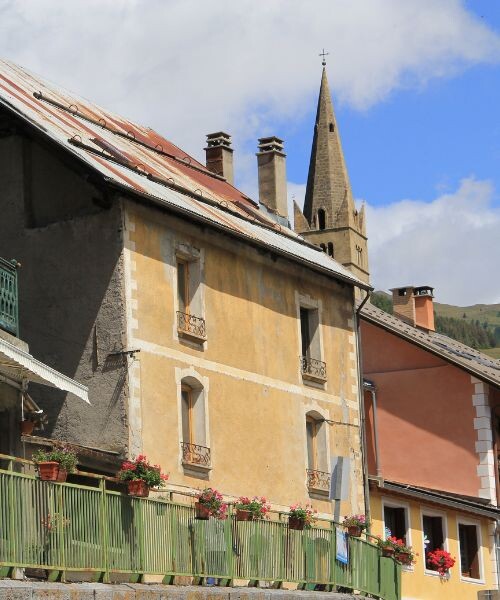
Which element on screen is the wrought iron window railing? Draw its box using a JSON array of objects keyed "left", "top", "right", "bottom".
[
  {"left": 177, "top": 311, "right": 206, "bottom": 340},
  {"left": 181, "top": 442, "right": 211, "bottom": 469},
  {"left": 300, "top": 355, "right": 327, "bottom": 381},
  {"left": 0, "top": 258, "right": 19, "bottom": 337},
  {"left": 306, "top": 469, "right": 331, "bottom": 494}
]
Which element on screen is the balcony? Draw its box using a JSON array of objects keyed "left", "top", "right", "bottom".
[
  {"left": 181, "top": 442, "right": 211, "bottom": 471},
  {"left": 0, "top": 453, "right": 401, "bottom": 598},
  {"left": 300, "top": 355, "right": 327, "bottom": 383},
  {"left": 306, "top": 468, "right": 331, "bottom": 496},
  {"left": 0, "top": 258, "right": 19, "bottom": 337},
  {"left": 177, "top": 311, "right": 206, "bottom": 342}
]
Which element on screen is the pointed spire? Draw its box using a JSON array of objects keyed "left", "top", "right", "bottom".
[{"left": 302, "top": 67, "right": 356, "bottom": 228}]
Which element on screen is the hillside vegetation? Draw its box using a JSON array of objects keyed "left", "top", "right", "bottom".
[{"left": 371, "top": 291, "right": 500, "bottom": 358}]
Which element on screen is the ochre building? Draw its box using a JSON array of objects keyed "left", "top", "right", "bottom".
[{"left": 0, "top": 59, "right": 370, "bottom": 517}]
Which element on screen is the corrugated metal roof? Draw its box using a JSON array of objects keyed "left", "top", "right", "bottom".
[
  {"left": 0, "top": 336, "right": 89, "bottom": 402},
  {"left": 0, "top": 59, "right": 369, "bottom": 290},
  {"left": 361, "top": 302, "right": 500, "bottom": 388}
]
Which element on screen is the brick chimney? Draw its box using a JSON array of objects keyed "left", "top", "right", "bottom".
[
  {"left": 205, "top": 132, "right": 234, "bottom": 184},
  {"left": 256, "top": 136, "right": 288, "bottom": 219},
  {"left": 391, "top": 286, "right": 435, "bottom": 331}
]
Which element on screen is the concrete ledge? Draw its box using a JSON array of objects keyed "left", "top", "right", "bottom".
[{"left": 0, "top": 582, "right": 358, "bottom": 600}]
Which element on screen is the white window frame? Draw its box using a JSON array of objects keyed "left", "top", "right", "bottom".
[
  {"left": 381, "top": 497, "right": 413, "bottom": 571},
  {"left": 456, "top": 516, "right": 484, "bottom": 584},
  {"left": 420, "top": 507, "right": 449, "bottom": 578}
]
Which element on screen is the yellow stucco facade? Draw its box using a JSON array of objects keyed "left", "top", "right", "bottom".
[
  {"left": 120, "top": 198, "right": 365, "bottom": 516},
  {"left": 370, "top": 488, "right": 498, "bottom": 599}
]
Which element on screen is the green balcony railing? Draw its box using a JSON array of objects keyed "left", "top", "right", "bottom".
[
  {"left": 0, "top": 459, "right": 400, "bottom": 599},
  {"left": 0, "top": 258, "right": 19, "bottom": 337}
]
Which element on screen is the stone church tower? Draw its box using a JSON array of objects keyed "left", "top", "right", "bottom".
[{"left": 294, "top": 67, "right": 369, "bottom": 284}]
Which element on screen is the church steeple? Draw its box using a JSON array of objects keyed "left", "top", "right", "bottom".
[
  {"left": 295, "top": 66, "right": 369, "bottom": 284},
  {"left": 303, "top": 67, "right": 356, "bottom": 229}
]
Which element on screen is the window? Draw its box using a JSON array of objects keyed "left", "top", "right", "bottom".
[
  {"left": 384, "top": 505, "right": 408, "bottom": 543},
  {"left": 319, "top": 243, "right": 326, "bottom": 252},
  {"left": 175, "top": 249, "right": 206, "bottom": 341},
  {"left": 300, "top": 307, "right": 313, "bottom": 359},
  {"left": 306, "top": 416, "right": 320, "bottom": 470},
  {"left": 181, "top": 385, "right": 194, "bottom": 445},
  {"left": 327, "top": 242, "right": 334, "bottom": 257},
  {"left": 180, "top": 377, "right": 210, "bottom": 470},
  {"left": 423, "top": 514, "right": 444, "bottom": 572},
  {"left": 305, "top": 412, "right": 330, "bottom": 495},
  {"left": 458, "top": 523, "right": 480, "bottom": 580},
  {"left": 299, "top": 303, "right": 326, "bottom": 382},
  {"left": 177, "top": 260, "right": 189, "bottom": 314},
  {"left": 329, "top": 123, "right": 334, "bottom": 133},
  {"left": 317, "top": 209, "right": 326, "bottom": 230}
]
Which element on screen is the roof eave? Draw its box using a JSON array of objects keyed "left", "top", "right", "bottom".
[{"left": 361, "top": 310, "right": 499, "bottom": 389}]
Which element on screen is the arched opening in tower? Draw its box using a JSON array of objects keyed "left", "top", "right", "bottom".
[
  {"left": 327, "top": 243, "right": 334, "bottom": 257},
  {"left": 317, "top": 209, "right": 326, "bottom": 230}
]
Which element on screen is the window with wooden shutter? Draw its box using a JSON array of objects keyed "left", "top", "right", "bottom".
[{"left": 458, "top": 523, "right": 480, "bottom": 579}]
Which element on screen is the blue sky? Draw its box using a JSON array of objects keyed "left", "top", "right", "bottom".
[
  {"left": 285, "top": 58, "right": 500, "bottom": 208},
  {"left": 1, "top": 0, "right": 499, "bottom": 304}
]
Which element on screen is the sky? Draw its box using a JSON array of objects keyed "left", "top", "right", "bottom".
[{"left": 0, "top": 0, "right": 499, "bottom": 305}]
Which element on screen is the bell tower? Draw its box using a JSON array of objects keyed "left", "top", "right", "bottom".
[{"left": 294, "top": 66, "right": 369, "bottom": 284}]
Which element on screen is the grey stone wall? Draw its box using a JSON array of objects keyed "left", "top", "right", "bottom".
[
  {"left": 0, "top": 582, "right": 359, "bottom": 600},
  {"left": 0, "top": 127, "right": 129, "bottom": 455}
]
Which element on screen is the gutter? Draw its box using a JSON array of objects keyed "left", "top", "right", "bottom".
[{"left": 375, "top": 479, "right": 500, "bottom": 520}]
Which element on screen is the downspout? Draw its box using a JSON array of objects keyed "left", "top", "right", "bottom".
[{"left": 355, "top": 289, "right": 371, "bottom": 529}]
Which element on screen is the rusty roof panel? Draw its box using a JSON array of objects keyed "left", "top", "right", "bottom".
[{"left": 0, "top": 59, "right": 368, "bottom": 289}]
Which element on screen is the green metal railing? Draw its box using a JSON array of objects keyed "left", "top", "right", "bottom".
[
  {"left": 0, "top": 463, "right": 400, "bottom": 599},
  {"left": 0, "top": 258, "right": 18, "bottom": 337}
]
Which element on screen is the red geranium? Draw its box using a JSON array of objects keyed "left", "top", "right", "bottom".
[{"left": 426, "top": 548, "right": 455, "bottom": 577}]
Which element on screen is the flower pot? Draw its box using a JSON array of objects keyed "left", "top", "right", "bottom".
[
  {"left": 56, "top": 468, "right": 68, "bottom": 482},
  {"left": 127, "top": 479, "right": 150, "bottom": 497},
  {"left": 288, "top": 516, "right": 305, "bottom": 531},
  {"left": 195, "top": 502, "right": 211, "bottom": 520},
  {"left": 37, "top": 461, "right": 61, "bottom": 481},
  {"left": 20, "top": 420, "right": 35, "bottom": 435},
  {"left": 347, "top": 525, "right": 362, "bottom": 537},
  {"left": 236, "top": 509, "right": 255, "bottom": 522},
  {"left": 382, "top": 546, "right": 395, "bottom": 558},
  {"left": 396, "top": 551, "right": 411, "bottom": 565}
]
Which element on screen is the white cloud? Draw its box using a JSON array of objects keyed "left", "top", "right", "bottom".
[
  {"left": 0, "top": 0, "right": 499, "bottom": 194},
  {"left": 366, "top": 178, "right": 500, "bottom": 305}
]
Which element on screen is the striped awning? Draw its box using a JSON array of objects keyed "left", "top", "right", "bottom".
[{"left": 0, "top": 337, "right": 89, "bottom": 403}]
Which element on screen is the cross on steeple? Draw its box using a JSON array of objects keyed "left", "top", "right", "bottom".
[{"left": 319, "top": 49, "right": 329, "bottom": 66}]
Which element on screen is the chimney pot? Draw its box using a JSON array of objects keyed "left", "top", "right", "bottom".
[
  {"left": 205, "top": 131, "right": 234, "bottom": 184},
  {"left": 256, "top": 136, "right": 288, "bottom": 220},
  {"left": 391, "top": 285, "right": 435, "bottom": 331}
]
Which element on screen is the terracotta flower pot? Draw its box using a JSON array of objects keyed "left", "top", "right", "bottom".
[
  {"left": 38, "top": 461, "right": 62, "bottom": 481},
  {"left": 396, "top": 551, "right": 411, "bottom": 565},
  {"left": 382, "top": 546, "right": 395, "bottom": 558},
  {"left": 288, "top": 516, "right": 305, "bottom": 531},
  {"left": 236, "top": 509, "right": 255, "bottom": 522},
  {"left": 195, "top": 502, "right": 211, "bottom": 520},
  {"left": 20, "top": 420, "right": 35, "bottom": 435},
  {"left": 127, "top": 479, "right": 149, "bottom": 497},
  {"left": 347, "top": 525, "right": 362, "bottom": 537}
]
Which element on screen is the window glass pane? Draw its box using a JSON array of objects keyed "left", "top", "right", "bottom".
[
  {"left": 306, "top": 419, "right": 316, "bottom": 469},
  {"left": 177, "top": 261, "right": 188, "bottom": 313},
  {"left": 423, "top": 515, "right": 444, "bottom": 570},
  {"left": 459, "top": 524, "right": 479, "bottom": 579},
  {"left": 181, "top": 388, "right": 192, "bottom": 443},
  {"left": 384, "top": 506, "right": 406, "bottom": 543},
  {"left": 300, "top": 308, "right": 311, "bottom": 357}
]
